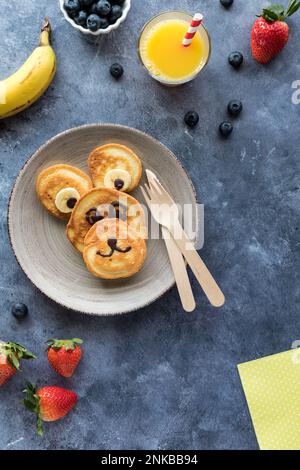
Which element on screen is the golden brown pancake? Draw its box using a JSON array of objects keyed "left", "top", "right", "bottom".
[
  {"left": 83, "top": 218, "right": 147, "bottom": 280},
  {"left": 36, "top": 164, "right": 93, "bottom": 220},
  {"left": 88, "top": 144, "right": 142, "bottom": 192},
  {"left": 66, "top": 187, "right": 146, "bottom": 253}
]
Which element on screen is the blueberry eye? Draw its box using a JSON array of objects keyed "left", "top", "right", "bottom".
[
  {"left": 85, "top": 208, "right": 104, "bottom": 225},
  {"left": 114, "top": 179, "right": 124, "bottom": 190},
  {"left": 67, "top": 197, "right": 77, "bottom": 209}
]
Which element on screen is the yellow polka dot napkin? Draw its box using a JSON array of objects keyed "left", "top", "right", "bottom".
[{"left": 238, "top": 349, "right": 300, "bottom": 450}]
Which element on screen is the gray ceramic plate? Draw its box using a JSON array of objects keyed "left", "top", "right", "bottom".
[{"left": 8, "top": 124, "right": 202, "bottom": 316}]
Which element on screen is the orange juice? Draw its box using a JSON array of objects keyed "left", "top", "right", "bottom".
[{"left": 139, "top": 11, "right": 210, "bottom": 85}]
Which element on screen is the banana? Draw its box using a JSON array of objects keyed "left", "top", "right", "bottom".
[
  {"left": 55, "top": 188, "right": 80, "bottom": 214},
  {"left": 104, "top": 169, "right": 132, "bottom": 191},
  {"left": 0, "top": 18, "right": 56, "bottom": 119}
]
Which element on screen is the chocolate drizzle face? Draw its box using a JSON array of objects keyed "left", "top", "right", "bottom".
[
  {"left": 108, "top": 201, "right": 127, "bottom": 221},
  {"left": 97, "top": 238, "right": 132, "bottom": 258},
  {"left": 85, "top": 208, "right": 104, "bottom": 225},
  {"left": 86, "top": 201, "right": 128, "bottom": 226}
]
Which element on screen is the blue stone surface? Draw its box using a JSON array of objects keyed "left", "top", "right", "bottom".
[{"left": 0, "top": 0, "right": 299, "bottom": 450}]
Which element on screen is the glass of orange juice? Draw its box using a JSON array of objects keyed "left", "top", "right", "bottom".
[{"left": 138, "top": 11, "right": 211, "bottom": 86}]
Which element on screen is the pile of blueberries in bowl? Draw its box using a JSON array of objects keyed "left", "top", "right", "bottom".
[{"left": 61, "top": 0, "right": 130, "bottom": 34}]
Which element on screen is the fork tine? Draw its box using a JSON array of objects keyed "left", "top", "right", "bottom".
[
  {"left": 144, "top": 182, "right": 151, "bottom": 195},
  {"left": 151, "top": 177, "right": 172, "bottom": 201},
  {"left": 140, "top": 186, "right": 151, "bottom": 207},
  {"left": 149, "top": 178, "right": 162, "bottom": 195}
]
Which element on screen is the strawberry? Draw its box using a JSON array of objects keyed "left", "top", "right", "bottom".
[
  {"left": 251, "top": 1, "right": 300, "bottom": 63},
  {"left": 46, "top": 338, "right": 83, "bottom": 377},
  {"left": 0, "top": 341, "right": 36, "bottom": 387},
  {"left": 23, "top": 382, "right": 78, "bottom": 435}
]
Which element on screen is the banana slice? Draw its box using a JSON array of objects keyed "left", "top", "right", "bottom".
[
  {"left": 103, "top": 169, "right": 132, "bottom": 192},
  {"left": 55, "top": 188, "right": 80, "bottom": 214}
]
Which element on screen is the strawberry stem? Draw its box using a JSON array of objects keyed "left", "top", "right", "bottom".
[{"left": 23, "top": 382, "right": 44, "bottom": 436}]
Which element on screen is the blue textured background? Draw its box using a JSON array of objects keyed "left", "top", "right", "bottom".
[{"left": 0, "top": 0, "right": 300, "bottom": 450}]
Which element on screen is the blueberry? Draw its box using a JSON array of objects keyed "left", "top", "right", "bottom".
[
  {"left": 99, "top": 17, "right": 109, "bottom": 28},
  {"left": 227, "top": 100, "right": 243, "bottom": 117},
  {"left": 64, "top": 0, "right": 80, "bottom": 16},
  {"left": 184, "top": 111, "right": 199, "bottom": 128},
  {"left": 67, "top": 197, "right": 78, "bottom": 209},
  {"left": 89, "top": 3, "right": 98, "bottom": 13},
  {"left": 114, "top": 179, "right": 124, "bottom": 190},
  {"left": 74, "top": 10, "right": 88, "bottom": 26},
  {"left": 12, "top": 303, "right": 28, "bottom": 320},
  {"left": 79, "top": 0, "right": 94, "bottom": 7},
  {"left": 96, "top": 0, "right": 111, "bottom": 16},
  {"left": 228, "top": 51, "right": 243, "bottom": 68},
  {"left": 219, "top": 121, "right": 233, "bottom": 137},
  {"left": 109, "top": 4, "right": 123, "bottom": 23},
  {"left": 111, "top": 0, "right": 125, "bottom": 4},
  {"left": 110, "top": 63, "right": 124, "bottom": 79},
  {"left": 220, "top": 0, "right": 234, "bottom": 7},
  {"left": 87, "top": 13, "right": 102, "bottom": 31}
]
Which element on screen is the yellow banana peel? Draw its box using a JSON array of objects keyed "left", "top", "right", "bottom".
[{"left": 0, "top": 18, "right": 56, "bottom": 119}]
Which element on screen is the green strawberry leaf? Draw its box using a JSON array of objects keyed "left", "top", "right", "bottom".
[
  {"left": 46, "top": 338, "right": 83, "bottom": 351},
  {"left": 259, "top": 2, "right": 300, "bottom": 21},
  {"left": 262, "top": 8, "right": 281, "bottom": 20},
  {"left": 23, "top": 399, "right": 36, "bottom": 412},
  {"left": 286, "top": 0, "right": 300, "bottom": 15},
  {"left": 270, "top": 3, "right": 285, "bottom": 15},
  {"left": 4, "top": 342, "right": 36, "bottom": 370}
]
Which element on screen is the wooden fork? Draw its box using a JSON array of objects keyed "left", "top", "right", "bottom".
[
  {"left": 141, "top": 179, "right": 225, "bottom": 308},
  {"left": 146, "top": 170, "right": 196, "bottom": 312}
]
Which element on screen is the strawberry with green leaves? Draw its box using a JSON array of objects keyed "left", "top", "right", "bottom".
[
  {"left": 0, "top": 341, "right": 36, "bottom": 387},
  {"left": 23, "top": 382, "right": 78, "bottom": 435},
  {"left": 251, "top": 1, "right": 300, "bottom": 63},
  {"left": 46, "top": 338, "right": 83, "bottom": 377}
]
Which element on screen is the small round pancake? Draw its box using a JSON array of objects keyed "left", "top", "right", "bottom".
[
  {"left": 66, "top": 188, "right": 146, "bottom": 253},
  {"left": 88, "top": 144, "right": 142, "bottom": 192},
  {"left": 83, "top": 219, "right": 147, "bottom": 280},
  {"left": 36, "top": 164, "right": 93, "bottom": 220}
]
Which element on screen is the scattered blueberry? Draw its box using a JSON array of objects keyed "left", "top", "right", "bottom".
[
  {"left": 64, "top": 0, "right": 81, "bottom": 16},
  {"left": 96, "top": 0, "right": 111, "bottom": 16},
  {"left": 227, "top": 100, "right": 243, "bottom": 117},
  {"left": 109, "top": 4, "right": 123, "bottom": 23},
  {"left": 87, "top": 13, "right": 102, "bottom": 31},
  {"left": 228, "top": 51, "right": 244, "bottom": 68},
  {"left": 79, "top": 0, "right": 94, "bottom": 6},
  {"left": 74, "top": 10, "right": 88, "bottom": 26},
  {"left": 110, "top": 63, "right": 124, "bottom": 79},
  {"left": 219, "top": 121, "right": 233, "bottom": 137},
  {"left": 220, "top": 0, "right": 234, "bottom": 7},
  {"left": 12, "top": 303, "right": 28, "bottom": 320},
  {"left": 184, "top": 111, "right": 199, "bottom": 128}
]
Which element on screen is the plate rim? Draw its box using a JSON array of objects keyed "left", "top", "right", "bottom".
[{"left": 7, "top": 123, "right": 198, "bottom": 316}]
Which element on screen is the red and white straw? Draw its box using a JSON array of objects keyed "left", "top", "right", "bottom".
[{"left": 182, "top": 13, "right": 203, "bottom": 47}]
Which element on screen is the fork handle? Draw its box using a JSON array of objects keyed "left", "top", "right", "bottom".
[
  {"left": 162, "top": 226, "right": 196, "bottom": 313},
  {"left": 169, "top": 221, "right": 225, "bottom": 308}
]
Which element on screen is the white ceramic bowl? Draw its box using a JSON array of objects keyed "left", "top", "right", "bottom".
[{"left": 59, "top": 0, "right": 131, "bottom": 36}]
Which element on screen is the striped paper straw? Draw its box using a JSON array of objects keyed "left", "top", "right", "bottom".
[{"left": 182, "top": 13, "right": 204, "bottom": 47}]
